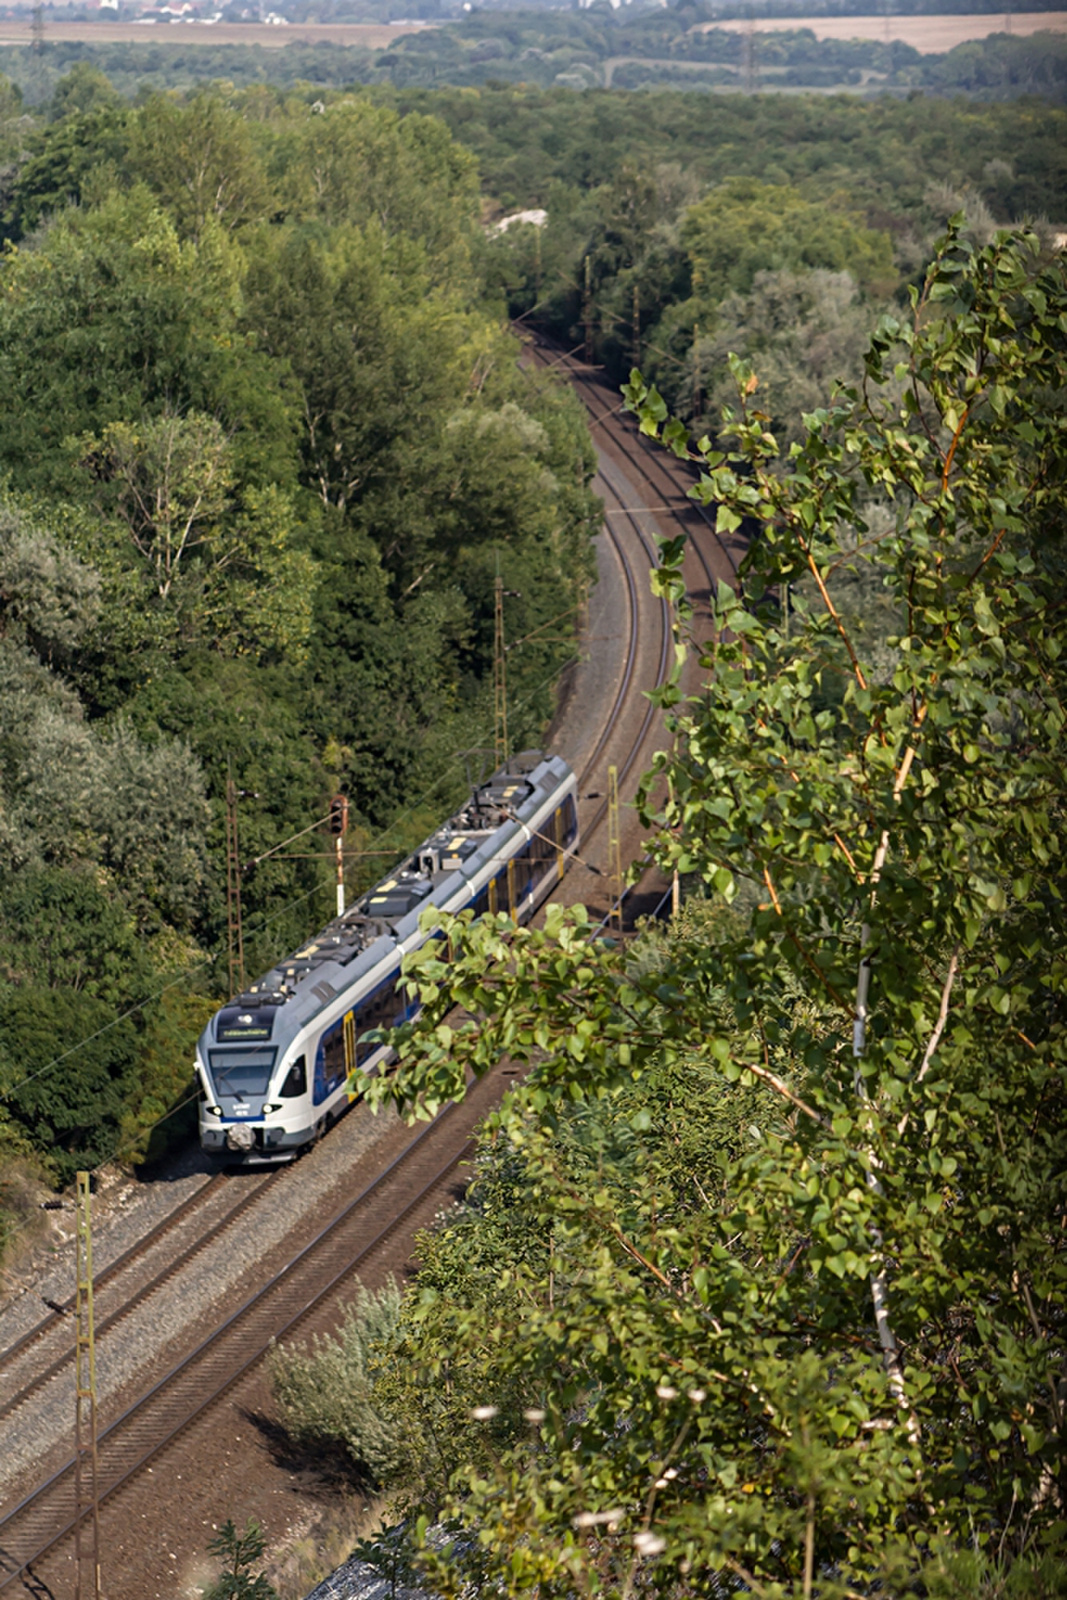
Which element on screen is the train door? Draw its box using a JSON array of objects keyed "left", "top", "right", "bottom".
[
  {"left": 554, "top": 805, "right": 564, "bottom": 881},
  {"left": 507, "top": 859, "right": 517, "bottom": 920},
  {"left": 488, "top": 875, "right": 498, "bottom": 915}
]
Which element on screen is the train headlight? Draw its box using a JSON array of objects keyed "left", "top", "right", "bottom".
[
  {"left": 206, "top": 1105, "right": 223, "bottom": 1117},
  {"left": 261, "top": 1102, "right": 280, "bottom": 1115}
]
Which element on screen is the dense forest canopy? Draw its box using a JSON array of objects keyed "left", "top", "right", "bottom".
[
  {"left": 0, "top": 45, "right": 1062, "bottom": 1197},
  {"left": 0, "top": 78, "right": 600, "bottom": 1193},
  {"left": 0, "top": 28, "right": 1062, "bottom": 1599}
]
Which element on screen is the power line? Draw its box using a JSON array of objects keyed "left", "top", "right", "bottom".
[{"left": 0, "top": 655, "right": 580, "bottom": 1113}]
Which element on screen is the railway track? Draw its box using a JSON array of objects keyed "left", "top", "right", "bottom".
[
  {"left": 0, "top": 1091, "right": 493, "bottom": 1596},
  {"left": 0, "top": 1173, "right": 274, "bottom": 1432},
  {"left": 0, "top": 337, "right": 733, "bottom": 1598},
  {"left": 529, "top": 333, "right": 744, "bottom": 601},
  {"left": 530, "top": 333, "right": 745, "bottom": 921}
]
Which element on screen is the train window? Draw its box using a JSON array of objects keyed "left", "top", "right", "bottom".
[
  {"left": 528, "top": 822, "right": 553, "bottom": 889},
  {"left": 208, "top": 1049, "right": 276, "bottom": 1097},
  {"left": 320, "top": 1020, "right": 347, "bottom": 1095},
  {"left": 513, "top": 844, "right": 532, "bottom": 901},
  {"left": 562, "top": 793, "right": 578, "bottom": 847},
  {"left": 356, "top": 975, "right": 400, "bottom": 1061},
  {"left": 280, "top": 1056, "right": 307, "bottom": 1098}
]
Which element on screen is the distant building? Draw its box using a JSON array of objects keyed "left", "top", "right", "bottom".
[{"left": 489, "top": 209, "right": 549, "bottom": 237}]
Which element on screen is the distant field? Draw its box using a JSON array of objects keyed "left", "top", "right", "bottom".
[
  {"left": 0, "top": 18, "right": 435, "bottom": 48},
  {"left": 706, "top": 12, "right": 1067, "bottom": 53}
]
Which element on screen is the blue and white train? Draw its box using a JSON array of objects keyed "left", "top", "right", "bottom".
[{"left": 196, "top": 751, "right": 578, "bottom": 1164}]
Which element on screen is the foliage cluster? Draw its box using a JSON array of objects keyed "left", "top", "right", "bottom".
[
  {"left": 0, "top": 79, "right": 598, "bottom": 1197},
  {"left": 273, "top": 227, "right": 1067, "bottom": 1594},
  {"left": 372, "top": 10, "right": 1067, "bottom": 99},
  {"left": 448, "top": 84, "right": 1062, "bottom": 443}
]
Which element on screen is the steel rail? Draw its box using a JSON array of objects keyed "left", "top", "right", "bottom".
[
  {"left": 529, "top": 333, "right": 742, "bottom": 586},
  {"left": 0, "top": 1103, "right": 470, "bottom": 1591},
  {"left": 525, "top": 340, "right": 673, "bottom": 846},
  {"left": 0, "top": 1175, "right": 225, "bottom": 1369},
  {"left": 0, "top": 1170, "right": 275, "bottom": 1427}
]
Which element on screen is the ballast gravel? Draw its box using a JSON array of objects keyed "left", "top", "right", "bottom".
[{"left": 0, "top": 1101, "right": 404, "bottom": 1505}]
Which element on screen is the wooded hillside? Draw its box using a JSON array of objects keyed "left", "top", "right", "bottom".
[{"left": 0, "top": 78, "right": 599, "bottom": 1198}]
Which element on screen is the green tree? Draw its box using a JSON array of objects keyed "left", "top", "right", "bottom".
[
  {"left": 0, "top": 500, "right": 101, "bottom": 666},
  {"left": 365, "top": 224, "right": 1067, "bottom": 1595},
  {"left": 0, "top": 188, "right": 299, "bottom": 495},
  {"left": 48, "top": 63, "right": 121, "bottom": 123},
  {"left": 680, "top": 177, "right": 897, "bottom": 307},
  {"left": 273, "top": 99, "right": 480, "bottom": 285},
  {"left": 686, "top": 267, "right": 880, "bottom": 447},
  {"left": 0, "top": 975, "right": 142, "bottom": 1181},
  {"left": 76, "top": 411, "right": 317, "bottom": 660},
  {"left": 126, "top": 91, "right": 272, "bottom": 243},
  {"left": 1, "top": 102, "right": 130, "bottom": 242},
  {"left": 204, "top": 1520, "right": 277, "bottom": 1600}
]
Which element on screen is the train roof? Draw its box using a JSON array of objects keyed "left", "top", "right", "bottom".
[{"left": 210, "top": 750, "right": 572, "bottom": 1043}]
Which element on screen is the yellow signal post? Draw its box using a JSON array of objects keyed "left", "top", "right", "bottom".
[{"left": 607, "top": 765, "right": 623, "bottom": 935}]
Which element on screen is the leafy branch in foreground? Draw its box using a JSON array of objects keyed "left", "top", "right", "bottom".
[{"left": 361, "top": 225, "right": 1066, "bottom": 1597}]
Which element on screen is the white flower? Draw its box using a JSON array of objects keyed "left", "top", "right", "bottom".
[
  {"left": 633, "top": 1532, "right": 667, "bottom": 1557},
  {"left": 572, "top": 1509, "right": 625, "bottom": 1530},
  {"left": 524, "top": 1408, "right": 546, "bottom": 1424},
  {"left": 687, "top": 1388, "right": 707, "bottom": 1403},
  {"left": 663, "top": 1467, "right": 679, "bottom": 1480},
  {"left": 654, "top": 1477, "right": 669, "bottom": 1489},
  {"left": 470, "top": 1405, "right": 498, "bottom": 1421},
  {"left": 656, "top": 1384, "right": 678, "bottom": 1400}
]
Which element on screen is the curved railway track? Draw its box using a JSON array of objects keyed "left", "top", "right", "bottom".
[
  {"left": 574, "top": 448, "right": 672, "bottom": 830},
  {"left": 0, "top": 353, "right": 688, "bottom": 1600},
  {"left": 529, "top": 333, "right": 745, "bottom": 921},
  {"left": 529, "top": 333, "right": 743, "bottom": 596},
  {"left": 0, "top": 337, "right": 741, "bottom": 1598}
]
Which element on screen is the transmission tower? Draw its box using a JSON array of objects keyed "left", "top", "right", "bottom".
[
  {"left": 632, "top": 279, "right": 641, "bottom": 370},
  {"left": 226, "top": 762, "right": 246, "bottom": 997},
  {"left": 74, "top": 1173, "right": 101, "bottom": 1600},
  {"left": 494, "top": 575, "right": 509, "bottom": 769},
  {"left": 742, "top": 18, "right": 759, "bottom": 94},
  {"left": 30, "top": 3, "right": 45, "bottom": 53},
  {"left": 607, "top": 765, "right": 623, "bottom": 934}
]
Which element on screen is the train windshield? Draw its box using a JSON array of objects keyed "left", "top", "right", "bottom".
[{"left": 208, "top": 1048, "right": 277, "bottom": 1097}]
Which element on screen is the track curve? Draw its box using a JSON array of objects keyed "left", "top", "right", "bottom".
[{"left": 0, "top": 333, "right": 743, "bottom": 1600}]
